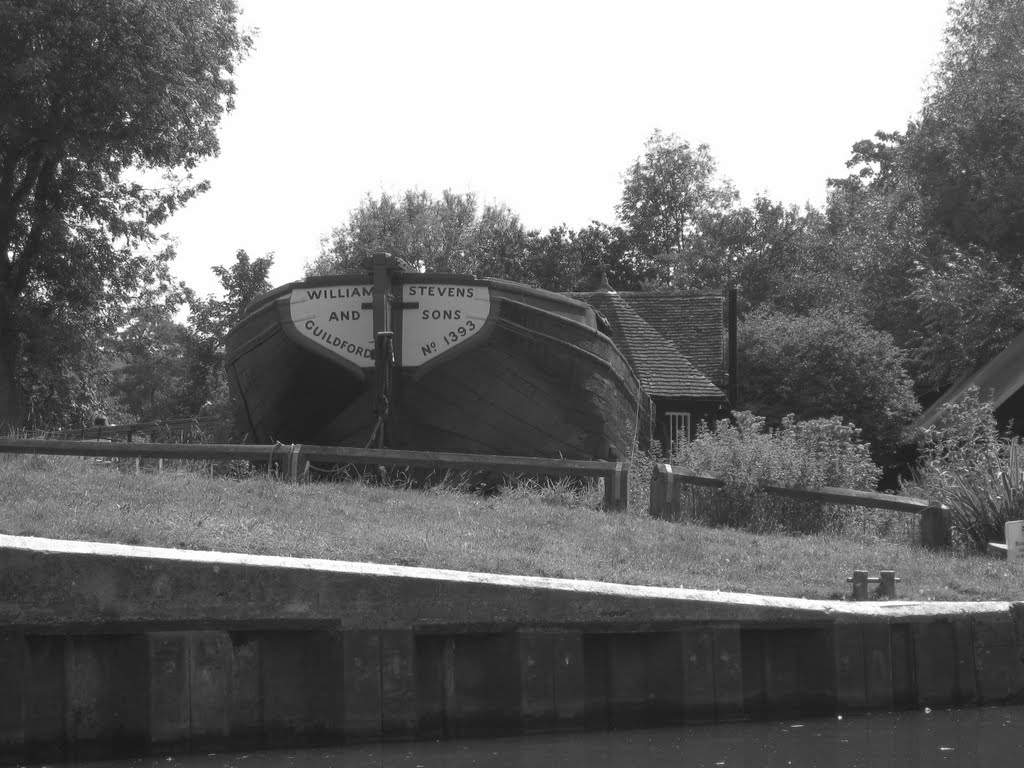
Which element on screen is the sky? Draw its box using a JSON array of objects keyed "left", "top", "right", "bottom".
[{"left": 159, "top": 0, "right": 952, "bottom": 297}]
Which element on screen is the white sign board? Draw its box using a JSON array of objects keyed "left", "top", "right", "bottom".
[
  {"left": 1006, "top": 520, "right": 1024, "bottom": 563},
  {"left": 289, "top": 285, "right": 375, "bottom": 368},
  {"left": 401, "top": 283, "right": 490, "bottom": 367}
]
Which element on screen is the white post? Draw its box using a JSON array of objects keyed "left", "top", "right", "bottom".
[{"left": 1006, "top": 520, "right": 1024, "bottom": 562}]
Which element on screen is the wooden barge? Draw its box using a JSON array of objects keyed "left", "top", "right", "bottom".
[{"left": 224, "top": 254, "right": 651, "bottom": 460}]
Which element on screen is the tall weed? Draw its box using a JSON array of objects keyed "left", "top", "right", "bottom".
[
  {"left": 908, "top": 387, "right": 1024, "bottom": 550},
  {"left": 673, "top": 412, "right": 881, "bottom": 534}
]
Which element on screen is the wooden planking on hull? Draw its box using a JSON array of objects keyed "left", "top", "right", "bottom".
[
  {"left": 401, "top": 365, "right": 592, "bottom": 457},
  {"left": 399, "top": 323, "right": 639, "bottom": 459},
  {"left": 226, "top": 301, "right": 367, "bottom": 445},
  {"left": 342, "top": 341, "right": 590, "bottom": 456},
  {"left": 487, "top": 321, "right": 641, "bottom": 453},
  {"left": 233, "top": 319, "right": 640, "bottom": 458},
  {"left": 495, "top": 299, "right": 639, "bottom": 393},
  {"left": 310, "top": 390, "right": 378, "bottom": 448}
]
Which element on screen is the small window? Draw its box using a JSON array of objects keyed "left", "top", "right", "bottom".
[{"left": 666, "top": 411, "right": 691, "bottom": 453}]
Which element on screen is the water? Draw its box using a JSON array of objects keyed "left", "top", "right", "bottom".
[{"left": 67, "top": 706, "right": 1024, "bottom": 768}]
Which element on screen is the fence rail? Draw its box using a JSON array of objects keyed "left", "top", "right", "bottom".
[
  {"left": 648, "top": 463, "right": 952, "bottom": 549},
  {"left": 0, "top": 438, "right": 953, "bottom": 546},
  {"left": 36, "top": 416, "right": 227, "bottom": 443},
  {"left": 0, "top": 439, "right": 630, "bottom": 510}
]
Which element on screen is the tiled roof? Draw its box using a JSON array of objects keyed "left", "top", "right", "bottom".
[
  {"left": 574, "top": 290, "right": 726, "bottom": 401},
  {"left": 618, "top": 292, "right": 726, "bottom": 387}
]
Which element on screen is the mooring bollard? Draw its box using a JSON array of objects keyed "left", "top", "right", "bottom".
[{"left": 847, "top": 570, "right": 900, "bottom": 600}]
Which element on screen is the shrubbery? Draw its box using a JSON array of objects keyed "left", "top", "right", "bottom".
[
  {"left": 739, "top": 309, "right": 920, "bottom": 452},
  {"left": 907, "top": 387, "right": 1024, "bottom": 551},
  {"left": 672, "top": 411, "right": 881, "bottom": 534}
]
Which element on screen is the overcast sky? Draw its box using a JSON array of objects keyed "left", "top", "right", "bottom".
[{"left": 158, "top": 0, "right": 951, "bottom": 297}]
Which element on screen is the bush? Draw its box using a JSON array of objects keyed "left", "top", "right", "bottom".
[
  {"left": 673, "top": 411, "right": 881, "bottom": 534},
  {"left": 907, "top": 387, "right": 1024, "bottom": 551},
  {"left": 739, "top": 308, "right": 920, "bottom": 452}
]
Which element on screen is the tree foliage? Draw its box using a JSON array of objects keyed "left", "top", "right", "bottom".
[
  {"left": 0, "top": 0, "right": 251, "bottom": 427},
  {"left": 104, "top": 248, "right": 189, "bottom": 423},
  {"left": 182, "top": 249, "right": 273, "bottom": 417},
  {"left": 738, "top": 309, "right": 920, "bottom": 452},
  {"left": 311, "top": 190, "right": 499, "bottom": 277},
  {"left": 904, "top": 0, "right": 1024, "bottom": 259},
  {"left": 823, "top": 0, "right": 1024, "bottom": 397},
  {"left": 312, "top": 187, "right": 660, "bottom": 292},
  {"left": 617, "top": 130, "right": 738, "bottom": 264},
  {"left": 99, "top": 248, "right": 272, "bottom": 423}
]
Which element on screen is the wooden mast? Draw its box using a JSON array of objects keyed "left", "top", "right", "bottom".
[{"left": 370, "top": 252, "right": 403, "bottom": 448}]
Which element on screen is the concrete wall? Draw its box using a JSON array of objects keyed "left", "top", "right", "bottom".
[{"left": 1, "top": 534, "right": 1022, "bottom": 764}]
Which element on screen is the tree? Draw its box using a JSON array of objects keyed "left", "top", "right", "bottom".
[
  {"left": 616, "top": 130, "right": 739, "bottom": 286},
  {"left": 738, "top": 308, "right": 921, "bottom": 452},
  {"left": 676, "top": 195, "right": 854, "bottom": 316},
  {"left": 737, "top": 200, "right": 854, "bottom": 317},
  {"left": 311, "top": 190, "right": 536, "bottom": 281},
  {"left": 903, "top": 0, "right": 1024, "bottom": 260},
  {"left": 0, "top": 0, "right": 251, "bottom": 427},
  {"left": 909, "top": 246, "right": 1024, "bottom": 394},
  {"left": 826, "top": 0, "right": 1024, "bottom": 395},
  {"left": 824, "top": 175, "right": 934, "bottom": 335},
  {"left": 521, "top": 223, "right": 629, "bottom": 293},
  {"left": 183, "top": 249, "right": 273, "bottom": 416},
  {"left": 106, "top": 255, "right": 190, "bottom": 422},
  {"left": 311, "top": 190, "right": 476, "bottom": 275}
]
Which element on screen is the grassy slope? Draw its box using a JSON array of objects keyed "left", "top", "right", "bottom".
[{"left": 1, "top": 455, "right": 1022, "bottom": 602}]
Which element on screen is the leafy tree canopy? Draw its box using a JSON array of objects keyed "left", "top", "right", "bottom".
[
  {"left": 616, "top": 130, "right": 739, "bottom": 287},
  {"left": 824, "top": 0, "right": 1024, "bottom": 397},
  {"left": 100, "top": 248, "right": 272, "bottom": 424},
  {"left": 0, "top": 0, "right": 251, "bottom": 427},
  {"left": 182, "top": 249, "right": 273, "bottom": 418},
  {"left": 738, "top": 308, "right": 921, "bottom": 452},
  {"left": 905, "top": 0, "right": 1024, "bottom": 259},
  {"left": 617, "top": 130, "right": 738, "bottom": 254},
  {"left": 310, "top": 189, "right": 555, "bottom": 286}
]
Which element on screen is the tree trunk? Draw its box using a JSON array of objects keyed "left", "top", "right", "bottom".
[{"left": 0, "top": 294, "right": 23, "bottom": 431}]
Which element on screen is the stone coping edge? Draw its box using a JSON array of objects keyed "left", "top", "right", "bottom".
[{"left": 2, "top": 533, "right": 1018, "bottom": 625}]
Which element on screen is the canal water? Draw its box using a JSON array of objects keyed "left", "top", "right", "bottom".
[{"left": 70, "top": 706, "right": 1023, "bottom": 768}]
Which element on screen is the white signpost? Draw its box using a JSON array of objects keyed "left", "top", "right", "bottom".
[
  {"left": 401, "top": 283, "right": 490, "bottom": 366},
  {"left": 289, "top": 285, "right": 375, "bottom": 368},
  {"left": 1006, "top": 520, "right": 1024, "bottom": 563}
]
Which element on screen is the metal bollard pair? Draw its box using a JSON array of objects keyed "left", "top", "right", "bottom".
[{"left": 847, "top": 570, "right": 900, "bottom": 600}]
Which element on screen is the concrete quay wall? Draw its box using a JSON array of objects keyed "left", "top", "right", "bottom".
[{"left": 1, "top": 534, "right": 1022, "bottom": 764}]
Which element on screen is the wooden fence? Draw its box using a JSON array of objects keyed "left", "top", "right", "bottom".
[
  {"left": 0, "top": 439, "right": 631, "bottom": 510},
  {"left": 0, "top": 438, "right": 954, "bottom": 546},
  {"left": 648, "top": 463, "right": 952, "bottom": 549}
]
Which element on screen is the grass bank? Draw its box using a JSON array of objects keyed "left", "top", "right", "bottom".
[{"left": 1, "top": 454, "right": 1022, "bottom": 602}]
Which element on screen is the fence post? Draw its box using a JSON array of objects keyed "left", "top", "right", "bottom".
[
  {"left": 602, "top": 461, "right": 629, "bottom": 511},
  {"left": 920, "top": 504, "right": 952, "bottom": 549},
  {"left": 648, "top": 464, "right": 681, "bottom": 520},
  {"left": 287, "top": 444, "right": 305, "bottom": 482}
]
